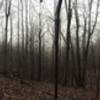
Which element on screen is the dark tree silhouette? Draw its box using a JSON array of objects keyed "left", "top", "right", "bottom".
[
  {"left": 64, "top": 0, "right": 72, "bottom": 86},
  {"left": 54, "top": 0, "right": 62, "bottom": 100},
  {"left": 3, "top": 0, "right": 12, "bottom": 73}
]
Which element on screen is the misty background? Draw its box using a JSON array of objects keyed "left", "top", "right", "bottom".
[{"left": 0, "top": 0, "right": 100, "bottom": 96}]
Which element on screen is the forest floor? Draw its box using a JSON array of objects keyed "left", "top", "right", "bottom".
[{"left": 0, "top": 75, "right": 99, "bottom": 100}]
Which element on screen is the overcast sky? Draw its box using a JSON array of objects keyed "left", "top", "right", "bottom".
[{"left": 0, "top": 0, "right": 99, "bottom": 45}]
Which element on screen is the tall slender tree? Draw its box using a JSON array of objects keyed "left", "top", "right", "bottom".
[
  {"left": 82, "top": 0, "right": 100, "bottom": 86},
  {"left": 54, "top": 0, "right": 62, "bottom": 100},
  {"left": 21, "top": 0, "right": 24, "bottom": 52},
  {"left": 38, "top": 0, "right": 43, "bottom": 81},
  {"left": 64, "top": 0, "right": 72, "bottom": 86},
  {"left": 4, "top": 0, "right": 11, "bottom": 73},
  {"left": 74, "top": 0, "right": 82, "bottom": 86}
]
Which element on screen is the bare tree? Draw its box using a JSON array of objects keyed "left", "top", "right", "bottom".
[
  {"left": 55, "top": 0, "right": 62, "bottom": 99},
  {"left": 64, "top": 0, "right": 72, "bottom": 86},
  {"left": 21, "top": 0, "right": 24, "bottom": 52},
  {"left": 37, "top": 0, "right": 43, "bottom": 81},
  {"left": 17, "top": 0, "right": 20, "bottom": 53},
  {"left": 74, "top": 0, "right": 82, "bottom": 87},
  {"left": 25, "top": 0, "right": 29, "bottom": 54},
  {"left": 29, "top": 22, "right": 35, "bottom": 80},
  {"left": 82, "top": 0, "right": 100, "bottom": 86},
  {"left": 3, "top": 0, "right": 11, "bottom": 73},
  {"left": 9, "top": 6, "right": 13, "bottom": 71},
  {"left": 91, "top": 42, "right": 99, "bottom": 97}
]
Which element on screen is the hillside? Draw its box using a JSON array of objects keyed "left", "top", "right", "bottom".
[{"left": 0, "top": 75, "right": 99, "bottom": 100}]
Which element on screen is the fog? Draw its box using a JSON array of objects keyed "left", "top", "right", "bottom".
[{"left": 0, "top": 0, "right": 100, "bottom": 100}]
